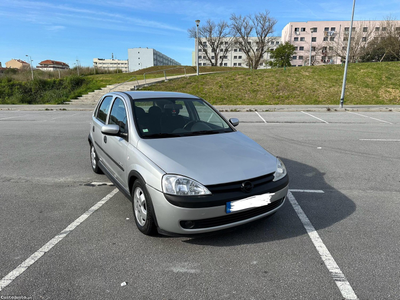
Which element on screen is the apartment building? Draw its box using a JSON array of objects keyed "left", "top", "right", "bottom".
[
  {"left": 5, "top": 59, "right": 30, "bottom": 69},
  {"left": 93, "top": 58, "right": 129, "bottom": 73},
  {"left": 282, "top": 20, "right": 400, "bottom": 66},
  {"left": 128, "top": 48, "right": 180, "bottom": 72},
  {"left": 194, "top": 37, "right": 281, "bottom": 69}
]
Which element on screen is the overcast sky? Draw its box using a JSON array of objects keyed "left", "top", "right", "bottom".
[{"left": 0, "top": 0, "right": 398, "bottom": 68}]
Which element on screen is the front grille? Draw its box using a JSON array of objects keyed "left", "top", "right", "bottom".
[
  {"left": 180, "top": 197, "right": 285, "bottom": 229},
  {"left": 206, "top": 173, "right": 275, "bottom": 195}
]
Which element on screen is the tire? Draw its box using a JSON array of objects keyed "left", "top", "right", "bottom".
[
  {"left": 90, "top": 143, "right": 103, "bottom": 174},
  {"left": 132, "top": 180, "right": 157, "bottom": 236}
]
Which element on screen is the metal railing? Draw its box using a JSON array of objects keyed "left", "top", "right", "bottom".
[
  {"left": 110, "top": 76, "right": 140, "bottom": 91},
  {"left": 143, "top": 66, "right": 189, "bottom": 84}
]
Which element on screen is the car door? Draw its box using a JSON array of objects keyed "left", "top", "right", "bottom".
[
  {"left": 91, "top": 95, "right": 113, "bottom": 170},
  {"left": 102, "top": 96, "right": 130, "bottom": 191}
]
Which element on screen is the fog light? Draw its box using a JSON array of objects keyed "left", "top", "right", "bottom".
[{"left": 183, "top": 221, "right": 195, "bottom": 229}]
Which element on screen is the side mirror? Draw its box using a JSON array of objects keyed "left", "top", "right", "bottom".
[
  {"left": 101, "top": 124, "right": 120, "bottom": 135},
  {"left": 229, "top": 118, "right": 239, "bottom": 127}
]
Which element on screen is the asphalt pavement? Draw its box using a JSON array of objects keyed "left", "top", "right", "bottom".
[{"left": 0, "top": 109, "right": 399, "bottom": 300}]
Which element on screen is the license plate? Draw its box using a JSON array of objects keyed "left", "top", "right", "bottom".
[{"left": 226, "top": 193, "right": 275, "bottom": 213}]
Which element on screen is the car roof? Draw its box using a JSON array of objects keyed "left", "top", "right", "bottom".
[{"left": 113, "top": 91, "right": 200, "bottom": 100}]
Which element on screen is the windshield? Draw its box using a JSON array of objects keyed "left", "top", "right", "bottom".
[{"left": 132, "top": 98, "right": 234, "bottom": 139}]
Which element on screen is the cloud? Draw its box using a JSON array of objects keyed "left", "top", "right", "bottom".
[{"left": 46, "top": 25, "right": 66, "bottom": 32}]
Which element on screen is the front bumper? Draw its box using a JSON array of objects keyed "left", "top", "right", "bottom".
[{"left": 147, "top": 180, "right": 289, "bottom": 235}]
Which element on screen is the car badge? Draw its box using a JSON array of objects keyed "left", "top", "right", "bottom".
[{"left": 241, "top": 181, "right": 253, "bottom": 193}]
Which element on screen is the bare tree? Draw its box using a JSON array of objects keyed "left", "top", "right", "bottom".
[
  {"left": 327, "top": 21, "right": 375, "bottom": 63},
  {"left": 188, "top": 19, "right": 234, "bottom": 66},
  {"left": 230, "top": 10, "right": 277, "bottom": 69}
]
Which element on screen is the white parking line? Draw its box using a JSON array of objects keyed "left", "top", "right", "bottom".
[
  {"left": 347, "top": 112, "right": 393, "bottom": 125},
  {"left": 288, "top": 191, "right": 357, "bottom": 300},
  {"left": 0, "top": 188, "right": 119, "bottom": 292},
  {"left": 301, "top": 111, "right": 329, "bottom": 124},
  {"left": 360, "top": 139, "right": 400, "bottom": 142},
  {"left": 255, "top": 111, "right": 267, "bottom": 123}
]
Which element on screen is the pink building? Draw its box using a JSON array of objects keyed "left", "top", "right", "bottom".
[{"left": 282, "top": 20, "right": 400, "bottom": 66}]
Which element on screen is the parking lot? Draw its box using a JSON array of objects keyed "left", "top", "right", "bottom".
[{"left": 0, "top": 109, "right": 399, "bottom": 299}]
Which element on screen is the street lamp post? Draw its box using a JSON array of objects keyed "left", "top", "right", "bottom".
[
  {"left": 76, "top": 59, "right": 80, "bottom": 76},
  {"left": 309, "top": 29, "right": 314, "bottom": 66},
  {"left": 340, "top": 0, "right": 356, "bottom": 108},
  {"left": 195, "top": 19, "right": 200, "bottom": 76},
  {"left": 26, "top": 55, "right": 34, "bottom": 80}
]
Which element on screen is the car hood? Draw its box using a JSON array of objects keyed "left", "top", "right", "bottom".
[{"left": 137, "top": 132, "right": 277, "bottom": 185}]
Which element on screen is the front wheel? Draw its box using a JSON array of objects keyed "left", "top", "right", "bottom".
[
  {"left": 90, "top": 143, "right": 103, "bottom": 174},
  {"left": 132, "top": 180, "right": 157, "bottom": 236}
]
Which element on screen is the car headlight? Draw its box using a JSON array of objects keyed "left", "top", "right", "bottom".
[
  {"left": 162, "top": 175, "right": 211, "bottom": 196},
  {"left": 273, "top": 158, "right": 287, "bottom": 181}
]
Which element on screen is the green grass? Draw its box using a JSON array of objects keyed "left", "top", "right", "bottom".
[
  {"left": 140, "top": 62, "right": 400, "bottom": 106},
  {"left": 1, "top": 63, "right": 399, "bottom": 105}
]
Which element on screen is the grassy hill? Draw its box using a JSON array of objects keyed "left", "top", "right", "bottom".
[
  {"left": 1, "top": 63, "right": 399, "bottom": 105},
  {"left": 140, "top": 62, "right": 400, "bottom": 106}
]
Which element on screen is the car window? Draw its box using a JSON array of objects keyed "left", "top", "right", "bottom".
[
  {"left": 132, "top": 98, "right": 233, "bottom": 138},
  {"left": 109, "top": 98, "right": 128, "bottom": 134},
  {"left": 96, "top": 96, "right": 113, "bottom": 123}
]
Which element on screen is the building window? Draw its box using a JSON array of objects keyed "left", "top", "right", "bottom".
[
  {"left": 299, "top": 46, "right": 304, "bottom": 51},
  {"left": 396, "top": 27, "right": 400, "bottom": 31},
  {"left": 362, "top": 37, "right": 367, "bottom": 42},
  {"left": 323, "top": 37, "right": 328, "bottom": 41},
  {"left": 238, "top": 63, "right": 242, "bottom": 66},
  {"left": 343, "top": 37, "right": 348, "bottom": 41},
  {"left": 329, "top": 46, "right": 333, "bottom": 51},
  {"left": 382, "top": 27, "right": 387, "bottom": 31},
  {"left": 294, "top": 47, "right": 298, "bottom": 50},
  {"left": 292, "top": 56, "right": 297, "bottom": 60},
  {"left": 276, "top": 41, "right": 279, "bottom": 45},
  {"left": 331, "top": 27, "right": 336, "bottom": 31},
  {"left": 363, "top": 27, "right": 368, "bottom": 32},
  {"left": 301, "top": 28, "right": 306, "bottom": 32},
  {"left": 324, "top": 27, "right": 329, "bottom": 31},
  {"left": 299, "top": 55, "right": 303, "bottom": 59},
  {"left": 234, "top": 56, "right": 237, "bottom": 59},
  {"left": 330, "top": 37, "right": 335, "bottom": 41},
  {"left": 375, "top": 27, "right": 380, "bottom": 31},
  {"left": 238, "top": 56, "right": 242, "bottom": 59},
  {"left": 294, "top": 37, "right": 298, "bottom": 41},
  {"left": 311, "top": 27, "right": 317, "bottom": 32},
  {"left": 234, "top": 49, "right": 237, "bottom": 52},
  {"left": 344, "top": 27, "right": 349, "bottom": 32},
  {"left": 300, "top": 37, "right": 305, "bottom": 41},
  {"left": 342, "top": 46, "right": 346, "bottom": 50},
  {"left": 295, "top": 27, "right": 299, "bottom": 32},
  {"left": 233, "top": 63, "right": 237, "bottom": 66},
  {"left": 211, "top": 56, "right": 214, "bottom": 59},
  {"left": 312, "top": 37, "right": 316, "bottom": 42}
]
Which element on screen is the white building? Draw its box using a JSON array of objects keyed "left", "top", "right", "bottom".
[
  {"left": 128, "top": 48, "right": 180, "bottom": 72},
  {"left": 281, "top": 20, "right": 400, "bottom": 66},
  {"left": 93, "top": 58, "right": 129, "bottom": 73},
  {"left": 193, "top": 37, "right": 281, "bottom": 69}
]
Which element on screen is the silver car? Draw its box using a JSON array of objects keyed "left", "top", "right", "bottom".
[{"left": 88, "top": 91, "right": 289, "bottom": 235}]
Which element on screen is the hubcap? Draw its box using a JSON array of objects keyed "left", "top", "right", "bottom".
[{"left": 134, "top": 187, "right": 147, "bottom": 226}]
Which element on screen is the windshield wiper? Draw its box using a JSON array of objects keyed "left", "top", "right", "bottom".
[
  {"left": 144, "top": 133, "right": 182, "bottom": 138},
  {"left": 187, "top": 130, "right": 223, "bottom": 136}
]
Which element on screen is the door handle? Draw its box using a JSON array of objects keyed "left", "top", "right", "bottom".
[{"left": 104, "top": 136, "right": 107, "bottom": 143}]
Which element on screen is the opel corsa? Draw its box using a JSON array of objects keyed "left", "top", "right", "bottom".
[{"left": 88, "top": 91, "right": 289, "bottom": 235}]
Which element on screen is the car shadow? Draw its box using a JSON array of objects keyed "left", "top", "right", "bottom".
[{"left": 182, "top": 157, "right": 356, "bottom": 246}]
